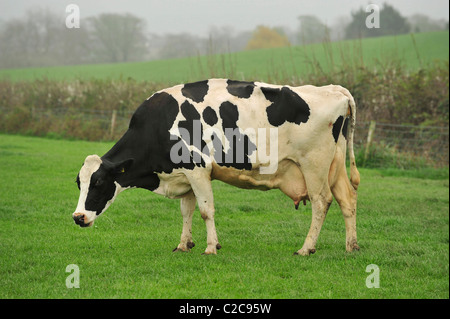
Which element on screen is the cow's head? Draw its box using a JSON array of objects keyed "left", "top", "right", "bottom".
[{"left": 73, "top": 155, "right": 133, "bottom": 227}]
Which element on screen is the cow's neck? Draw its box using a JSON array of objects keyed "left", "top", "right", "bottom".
[{"left": 102, "top": 130, "right": 160, "bottom": 191}]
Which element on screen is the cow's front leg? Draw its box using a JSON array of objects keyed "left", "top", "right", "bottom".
[
  {"left": 185, "top": 171, "right": 220, "bottom": 255},
  {"left": 295, "top": 159, "right": 333, "bottom": 256},
  {"left": 173, "top": 191, "right": 196, "bottom": 252}
]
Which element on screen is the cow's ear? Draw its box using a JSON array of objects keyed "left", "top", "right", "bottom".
[{"left": 112, "top": 158, "right": 134, "bottom": 175}]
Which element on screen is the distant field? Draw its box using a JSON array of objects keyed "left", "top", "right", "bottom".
[
  {"left": 0, "top": 31, "right": 448, "bottom": 84},
  {"left": 0, "top": 134, "right": 448, "bottom": 298}
]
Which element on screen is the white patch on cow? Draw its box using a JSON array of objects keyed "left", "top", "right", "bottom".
[
  {"left": 73, "top": 155, "right": 102, "bottom": 224},
  {"left": 100, "top": 181, "right": 128, "bottom": 214},
  {"left": 153, "top": 169, "right": 192, "bottom": 198},
  {"left": 253, "top": 81, "right": 283, "bottom": 89},
  {"left": 74, "top": 155, "right": 131, "bottom": 224},
  {"left": 80, "top": 155, "right": 102, "bottom": 181},
  {"left": 202, "top": 125, "right": 225, "bottom": 164}
]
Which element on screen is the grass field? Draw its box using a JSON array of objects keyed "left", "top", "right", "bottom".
[
  {"left": 0, "top": 134, "right": 448, "bottom": 299},
  {"left": 0, "top": 31, "right": 448, "bottom": 83}
]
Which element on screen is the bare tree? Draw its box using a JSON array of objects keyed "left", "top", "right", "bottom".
[
  {"left": 87, "top": 13, "right": 147, "bottom": 63},
  {"left": 408, "top": 14, "right": 449, "bottom": 33},
  {"left": 297, "top": 15, "right": 329, "bottom": 45},
  {"left": 0, "top": 7, "right": 92, "bottom": 68},
  {"left": 158, "top": 33, "right": 202, "bottom": 59},
  {"left": 345, "top": 3, "right": 410, "bottom": 39},
  {"left": 0, "top": 8, "right": 62, "bottom": 68}
]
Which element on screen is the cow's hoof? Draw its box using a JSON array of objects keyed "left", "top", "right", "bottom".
[
  {"left": 216, "top": 243, "right": 222, "bottom": 250},
  {"left": 187, "top": 241, "right": 195, "bottom": 249},
  {"left": 173, "top": 242, "right": 195, "bottom": 252},
  {"left": 346, "top": 242, "right": 360, "bottom": 252},
  {"left": 294, "top": 248, "right": 316, "bottom": 256},
  {"left": 202, "top": 246, "right": 217, "bottom": 255}
]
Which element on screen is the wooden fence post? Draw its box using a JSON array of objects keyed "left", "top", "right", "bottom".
[
  {"left": 364, "top": 120, "right": 377, "bottom": 165},
  {"left": 110, "top": 110, "right": 117, "bottom": 140}
]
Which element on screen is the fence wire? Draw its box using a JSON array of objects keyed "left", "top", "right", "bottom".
[{"left": 354, "top": 121, "right": 449, "bottom": 166}]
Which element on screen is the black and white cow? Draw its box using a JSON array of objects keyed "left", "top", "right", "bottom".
[{"left": 73, "top": 79, "right": 360, "bottom": 255}]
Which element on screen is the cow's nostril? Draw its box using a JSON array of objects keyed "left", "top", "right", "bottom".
[{"left": 73, "top": 213, "right": 85, "bottom": 225}]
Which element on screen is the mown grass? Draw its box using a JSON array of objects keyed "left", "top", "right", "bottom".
[
  {"left": 0, "top": 31, "right": 447, "bottom": 83},
  {"left": 0, "top": 134, "right": 448, "bottom": 299}
]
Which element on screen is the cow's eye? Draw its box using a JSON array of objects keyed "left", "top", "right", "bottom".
[{"left": 95, "top": 179, "right": 103, "bottom": 187}]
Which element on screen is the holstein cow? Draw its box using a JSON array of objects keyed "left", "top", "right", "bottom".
[{"left": 73, "top": 79, "right": 360, "bottom": 255}]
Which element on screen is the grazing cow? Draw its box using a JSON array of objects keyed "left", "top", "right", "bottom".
[{"left": 73, "top": 79, "right": 360, "bottom": 255}]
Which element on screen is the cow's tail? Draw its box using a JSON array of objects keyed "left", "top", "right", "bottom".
[
  {"left": 337, "top": 86, "right": 360, "bottom": 190},
  {"left": 346, "top": 90, "right": 360, "bottom": 190}
]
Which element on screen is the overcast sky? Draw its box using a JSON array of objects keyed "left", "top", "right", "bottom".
[{"left": 1, "top": 0, "right": 449, "bottom": 36}]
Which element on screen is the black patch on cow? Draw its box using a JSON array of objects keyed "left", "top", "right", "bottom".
[
  {"left": 103, "top": 92, "right": 183, "bottom": 191},
  {"left": 128, "top": 92, "right": 179, "bottom": 133},
  {"left": 202, "top": 106, "right": 218, "bottom": 126},
  {"left": 217, "top": 101, "right": 256, "bottom": 170},
  {"left": 181, "top": 80, "right": 209, "bottom": 103},
  {"left": 177, "top": 100, "right": 207, "bottom": 167},
  {"left": 85, "top": 165, "right": 117, "bottom": 215},
  {"left": 179, "top": 100, "right": 201, "bottom": 141},
  {"left": 262, "top": 86, "right": 310, "bottom": 127},
  {"left": 136, "top": 93, "right": 204, "bottom": 171},
  {"left": 220, "top": 101, "right": 239, "bottom": 130},
  {"left": 342, "top": 117, "right": 349, "bottom": 140},
  {"left": 332, "top": 116, "right": 345, "bottom": 143},
  {"left": 226, "top": 80, "right": 255, "bottom": 98}
]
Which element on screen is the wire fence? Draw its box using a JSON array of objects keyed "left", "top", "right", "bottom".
[
  {"left": 354, "top": 121, "right": 449, "bottom": 167},
  {"left": 1, "top": 106, "right": 449, "bottom": 167},
  {"left": 30, "top": 106, "right": 134, "bottom": 138}
]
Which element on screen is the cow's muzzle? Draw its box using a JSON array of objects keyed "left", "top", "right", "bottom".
[{"left": 73, "top": 213, "right": 93, "bottom": 227}]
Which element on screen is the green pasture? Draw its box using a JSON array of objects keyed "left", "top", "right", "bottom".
[
  {"left": 0, "top": 134, "right": 448, "bottom": 298},
  {"left": 0, "top": 31, "right": 448, "bottom": 83}
]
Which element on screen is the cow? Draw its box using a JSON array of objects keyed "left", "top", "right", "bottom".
[{"left": 73, "top": 79, "right": 360, "bottom": 256}]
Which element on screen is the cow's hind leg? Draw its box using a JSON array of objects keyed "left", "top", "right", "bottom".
[
  {"left": 331, "top": 165, "right": 359, "bottom": 252},
  {"left": 173, "top": 191, "right": 196, "bottom": 252},
  {"left": 185, "top": 171, "right": 221, "bottom": 255},
  {"left": 295, "top": 186, "right": 333, "bottom": 256}
]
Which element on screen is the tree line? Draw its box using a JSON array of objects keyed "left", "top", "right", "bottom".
[{"left": 0, "top": 3, "right": 448, "bottom": 69}]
